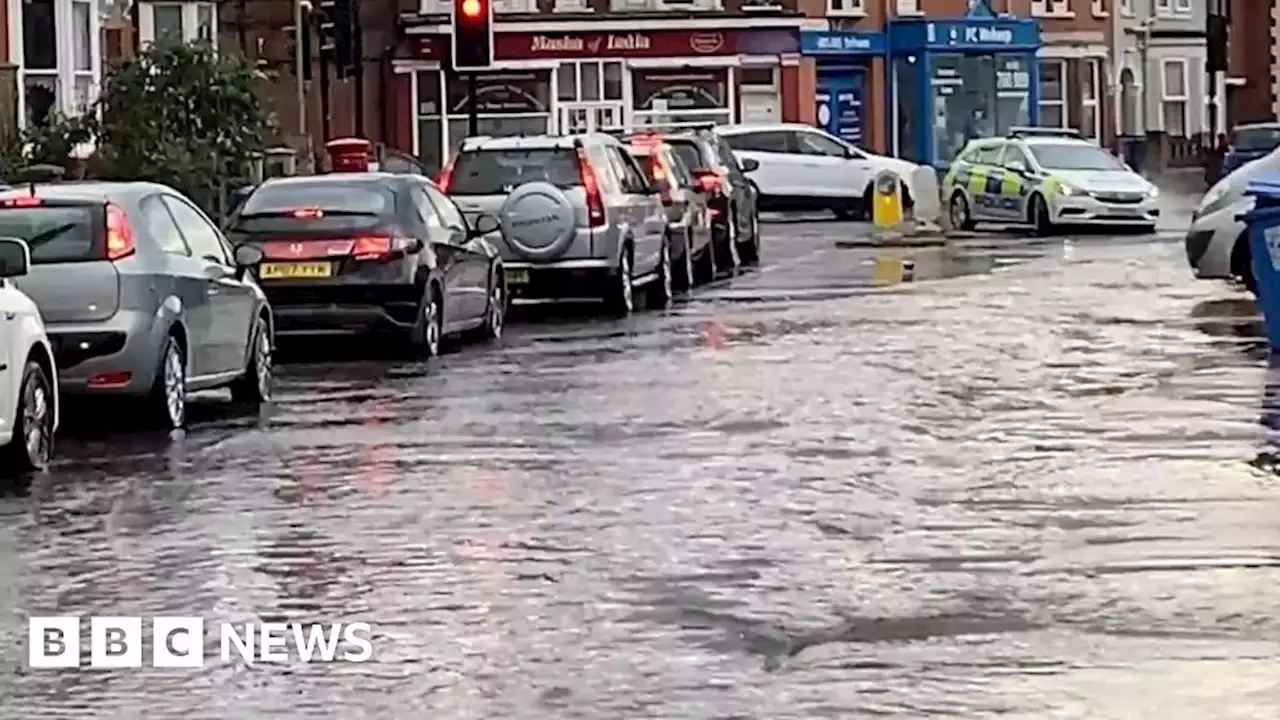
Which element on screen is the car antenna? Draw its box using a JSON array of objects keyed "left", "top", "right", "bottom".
[{"left": 15, "top": 163, "right": 65, "bottom": 196}]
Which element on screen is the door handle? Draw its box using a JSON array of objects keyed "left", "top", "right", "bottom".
[
  {"left": 206, "top": 285, "right": 220, "bottom": 296},
  {"left": 3, "top": 312, "right": 14, "bottom": 320}
]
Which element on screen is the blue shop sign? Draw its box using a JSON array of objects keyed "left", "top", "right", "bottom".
[
  {"left": 800, "top": 31, "right": 886, "bottom": 56},
  {"left": 888, "top": 16, "right": 1041, "bottom": 53}
]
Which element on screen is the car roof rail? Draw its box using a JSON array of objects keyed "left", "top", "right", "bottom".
[{"left": 1007, "top": 126, "right": 1082, "bottom": 139}]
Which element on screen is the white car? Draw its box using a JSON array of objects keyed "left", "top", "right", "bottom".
[
  {"left": 715, "top": 123, "right": 921, "bottom": 219},
  {"left": 0, "top": 237, "right": 58, "bottom": 474},
  {"left": 1185, "top": 150, "right": 1280, "bottom": 293}
]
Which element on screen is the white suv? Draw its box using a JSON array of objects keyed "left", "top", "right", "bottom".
[{"left": 0, "top": 237, "right": 58, "bottom": 474}]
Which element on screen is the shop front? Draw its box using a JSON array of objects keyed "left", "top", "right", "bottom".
[
  {"left": 887, "top": 8, "right": 1042, "bottom": 168},
  {"left": 395, "top": 28, "right": 800, "bottom": 174},
  {"left": 799, "top": 31, "right": 887, "bottom": 152}
]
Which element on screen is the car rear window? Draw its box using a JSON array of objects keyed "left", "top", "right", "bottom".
[
  {"left": 666, "top": 141, "right": 706, "bottom": 172},
  {"left": 232, "top": 182, "right": 394, "bottom": 233},
  {"left": 1234, "top": 126, "right": 1280, "bottom": 152},
  {"left": 449, "top": 149, "right": 581, "bottom": 195},
  {"left": 0, "top": 205, "right": 99, "bottom": 264}
]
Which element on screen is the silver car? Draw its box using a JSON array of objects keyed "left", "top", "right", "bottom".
[
  {"left": 439, "top": 133, "right": 671, "bottom": 315},
  {"left": 0, "top": 179, "right": 273, "bottom": 430}
]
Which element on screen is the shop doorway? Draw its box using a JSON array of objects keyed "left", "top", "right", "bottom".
[{"left": 558, "top": 102, "right": 625, "bottom": 133}]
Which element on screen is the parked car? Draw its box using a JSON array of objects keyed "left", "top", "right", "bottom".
[
  {"left": 941, "top": 130, "right": 1159, "bottom": 235},
  {"left": 1186, "top": 149, "right": 1280, "bottom": 294},
  {"left": 623, "top": 133, "right": 716, "bottom": 293},
  {"left": 225, "top": 172, "right": 505, "bottom": 352},
  {"left": 0, "top": 237, "right": 58, "bottom": 473},
  {"left": 662, "top": 127, "right": 761, "bottom": 269},
  {"left": 0, "top": 178, "right": 272, "bottom": 430},
  {"left": 715, "top": 123, "right": 917, "bottom": 222},
  {"left": 438, "top": 133, "right": 671, "bottom": 315},
  {"left": 1222, "top": 122, "right": 1280, "bottom": 181}
]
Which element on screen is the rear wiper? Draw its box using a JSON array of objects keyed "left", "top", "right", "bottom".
[{"left": 22, "top": 222, "right": 77, "bottom": 251}]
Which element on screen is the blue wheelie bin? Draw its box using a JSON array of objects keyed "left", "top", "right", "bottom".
[{"left": 1241, "top": 173, "right": 1280, "bottom": 350}]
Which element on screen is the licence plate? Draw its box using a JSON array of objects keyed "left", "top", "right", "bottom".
[
  {"left": 259, "top": 262, "right": 333, "bottom": 279},
  {"left": 506, "top": 269, "right": 530, "bottom": 285}
]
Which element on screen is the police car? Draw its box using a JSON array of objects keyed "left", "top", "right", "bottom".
[{"left": 942, "top": 128, "right": 1159, "bottom": 235}]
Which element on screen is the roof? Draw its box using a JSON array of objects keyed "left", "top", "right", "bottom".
[
  {"left": 714, "top": 123, "right": 815, "bottom": 136},
  {"left": 458, "top": 133, "right": 621, "bottom": 151},
  {"left": 0, "top": 180, "right": 174, "bottom": 201},
  {"left": 258, "top": 172, "right": 408, "bottom": 188}
]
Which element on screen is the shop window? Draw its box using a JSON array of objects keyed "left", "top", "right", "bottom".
[
  {"left": 632, "top": 68, "right": 731, "bottom": 130},
  {"left": 1038, "top": 60, "right": 1066, "bottom": 129},
  {"left": 893, "top": 56, "right": 919, "bottom": 161},
  {"left": 1161, "top": 59, "right": 1188, "bottom": 137},
  {"left": 930, "top": 54, "right": 1030, "bottom": 164},
  {"left": 827, "top": 0, "right": 864, "bottom": 14},
  {"left": 414, "top": 70, "right": 552, "bottom": 173},
  {"left": 556, "top": 61, "right": 624, "bottom": 103},
  {"left": 738, "top": 67, "right": 778, "bottom": 124},
  {"left": 1080, "top": 58, "right": 1101, "bottom": 139}
]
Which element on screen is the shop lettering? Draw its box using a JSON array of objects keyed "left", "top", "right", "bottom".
[
  {"left": 529, "top": 33, "right": 651, "bottom": 54},
  {"left": 963, "top": 26, "right": 1013, "bottom": 44},
  {"left": 815, "top": 35, "right": 872, "bottom": 51}
]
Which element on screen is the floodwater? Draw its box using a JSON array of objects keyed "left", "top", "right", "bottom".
[{"left": 2, "top": 220, "right": 1278, "bottom": 719}]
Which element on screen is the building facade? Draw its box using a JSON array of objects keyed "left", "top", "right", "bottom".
[
  {"left": 1226, "top": 0, "right": 1273, "bottom": 125},
  {"left": 1109, "top": 0, "right": 1209, "bottom": 140}
]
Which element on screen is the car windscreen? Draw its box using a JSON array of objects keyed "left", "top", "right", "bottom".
[
  {"left": 667, "top": 141, "right": 706, "bottom": 172},
  {"left": 1234, "top": 126, "right": 1280, "bottom": 152},
  {"left": 0, "top": 205, "right": 100, "bottom": 264},
  {"left": 231, "top": 182, "right": 393, "bottom": 233},
  {"left": 1028, "top": 144, "right": 1126, "bottom": 171},
  {"left": 448, "top": 149, "right": 581, "bottom": 195}
]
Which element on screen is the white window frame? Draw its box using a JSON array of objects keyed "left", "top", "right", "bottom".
[
  {"left": 138, "top": 2, "right": 219, "bottom": 46},
  {"left": 1038, "top": 59, "right": 1068, "bottom": 129},
  {"left": 1091, "top": 0, "right": 1107, "bottom": 16},
  {"left": 1080, "top": 58, "right": 1101, "bottom": 139},
  {"left": 1120, "top": 0, "right": 1133, "bottom": 15},
  {"left": 1031, "top": 0, "right": 1070, "bottom": 16},
  {"left": 1154, "top": 0, "right": 1172, "bottom": 15},
  {"left": 9, "top": 0, "right": 103, "bottom": 130},
  {"left": 827, "top": 0, "right": 865, "bottom": 16},
  {"left": 1160, "top": 58, "right": 1189, "bottom": 137},
  {"left": 1172, "top": 0, "right": 1192, "bottom": 12}
]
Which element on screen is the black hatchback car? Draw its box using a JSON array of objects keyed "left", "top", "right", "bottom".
[
  {"left": 661, "top": 128, "right": 762, "bottom": 268},
  {"left": 224, "top": 173, "right": 505, "bottom": 356}
]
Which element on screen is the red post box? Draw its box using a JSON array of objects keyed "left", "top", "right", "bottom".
[{"left": 325, "top": 137, "right": 372, "bottom": 173}]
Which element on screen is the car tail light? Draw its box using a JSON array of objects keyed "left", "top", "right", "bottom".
[
  {"left": 292, "top": 207, "right": 324, "bottom": 219},
  {"left": 437, "top": 155, "right": 457, "bottom": 192},
  {"left": 351, "top": 236, "right": 419, "bottom": 261},
  {"left": 88, "top": 371, "right": 132, "bottom": 388},
  {"left": 694, "top": 170, "right": 722, "bottom": 194},
  {"left": 106, "top": 204, "right": 136, "bottom": 261},
  {"left": 576, "top": 147, "right": 606, "bottom": 227},
  {"left": 2, "top": 196, "right": 43, "bottom": 208},
  {"left": 650, "top": 158, "right": 674, "bottom": 206}
]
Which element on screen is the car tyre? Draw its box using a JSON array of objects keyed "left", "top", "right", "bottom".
[
  {"left": 737, "top": 211, "right": 761, "bottom": 266},
  {"left": 672, "top": 230, "right": 695, "bottom": 296},
  {"left": 647, "top": 237, "right": 673, "bottom": 310},
  {"left": 482, "top": 269, "right": 505, "bottom": 340},
  {"left": 146, "top": 335, "right": 186, "bottom": 430},
  {"left": 606, "top": 248, "right": 634, "bottom": 316},
  {"left": 411, "top": 284, "right": 444, "bottom": 357},
  {"left": 1029, "top": 193, "right": 1054, "bottom": 237},
  {"left": 230, "top": 315, "right": 272, "bottom": 407},
  {"left": 1, "top": 360, "right": 54, "bottom": 474},
  {"left": 949, "top": 192, "right": 976, "bottom": 231}
]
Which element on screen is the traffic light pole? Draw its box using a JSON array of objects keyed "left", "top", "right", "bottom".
[
  {"left": 318, "top": 28, "right": 332, "bottom": 142},
  {"left": 467, "top": 73, "right": 479, "bottom": 136},
  {"left": 294, "top": 0, "right": 308, "bottom": 141}
]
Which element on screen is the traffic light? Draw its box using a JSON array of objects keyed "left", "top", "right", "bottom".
[
  {"left": 451, "top": 0, "right": 493, "bottom": 71},
  {"left": 285, "top": 18, "right": 314, "bottom": 81},
  {"left": 329, "top": 0, "right": 360, "bottom": 78}
]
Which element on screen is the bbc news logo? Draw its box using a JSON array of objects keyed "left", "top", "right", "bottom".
[{"left": 28, "top": 617, "right": 374, "bottom": 668}]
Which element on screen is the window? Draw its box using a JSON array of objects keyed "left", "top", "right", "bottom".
[
  {"left": 1161, "top": 59, "right": 1188, "bottom": 137},
  {"left": 1172, "top": 0, "right": 1191, "bottom": 12},
  {"left": 449, "top": 149, "right": 581, "bottom": 196},
  {"left": 1038, "top": 61, "right": 1067, "bottom": 129},
  {"left": 72, "top": 0, "right": 95, "bottom": 114},
  {"left": 411, "top": 189, "right": 445, "bottom": 231},
  {"left": 794, "top": 131, "right": 846, "bottom": 157},
  {"left": 972, "top": 144, "right": 1004, "bottom": 165},
  {"left": 1031, "top": 0, "right": 1069, "bottom": 15},
  {"left": 1120, "top": 0, "right": 1132, "bottom": 13},
  {"left": 632, "top": 68, "right": 730, "bottom": 130},
  {"left": 722, "top": 131, "right": 788, "bottom": 153},
  {"left": 0, "top": 206, "right": 99, "bottom": 263},
  {"left": 140, "top": 2, "right": 218, "bottom": 45},
  {"left": 1028, "top": 143, "right": 1125, "bottom": 170},
  {"left": 142, "top": 197, "right": 192, "bottom": 255},
  {"left": 1091, "top": 0, "right": 1106, "bottom": 15},
  {"left": 421, "top": 184, "right": 467, "bottom": 231},
  {"left": 1080, "top": 58, "right": 1101, "bottom": 139},
  {"left": 160, "top": 196, "right": 230, "bottom": 263},
  {"left": 608, "top": 147, "right": 650, "bottom": 194},
  {"left": 997, "top": 145, "right": 1032, "bottom": 169},
  {"left": 828, "top": 0, "right": 864, "bottom": 14}
]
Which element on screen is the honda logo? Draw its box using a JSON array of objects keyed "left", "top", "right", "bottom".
[{"left": 290, "top": 243, "right": 303, "bottom": 255}]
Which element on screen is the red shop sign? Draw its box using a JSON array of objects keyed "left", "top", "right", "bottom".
[{"left": 409, "top": 30, "right": 737, "bottom": 61}]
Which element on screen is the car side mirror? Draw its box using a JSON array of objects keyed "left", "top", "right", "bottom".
[
  {"left": 0, "top": 237, "right": 30, "bottom": 278},
  {"left": 739, "top": 158, "right": 760, "bottom": 172},
  {"left": 233, "top": 243, "right": 264, "bottom": 269},
  {"left": 470, "top": 213, "right": 500, "bottom": 237}
]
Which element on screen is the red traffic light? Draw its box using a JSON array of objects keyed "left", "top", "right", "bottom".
[{"left": 461, "top": 0, "right": 483, "bottom": 17}]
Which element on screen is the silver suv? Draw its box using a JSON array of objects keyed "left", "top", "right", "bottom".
[{"left": 440, "top": 134, "right": 671, "bottom": 315}]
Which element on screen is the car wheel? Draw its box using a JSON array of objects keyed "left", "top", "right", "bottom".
[
  {"left": 949, "top": 192, "right": 975, "bottom": 231},
  {"left": 483, "top": 271, "right": 505, "bottom": 340},
  {"left": 231, "top": 315, "right": 272, "bottom": 407},
  {"left": 412, "top": 284, "right": 443, "bottom": 357},
  {"left": 606, "top": 248, "right": 634, "bottom": 316},
  {"left": 1, "top": 360, "right": 54, "bottom": 473},
  {"left": 648, "top": 237, "right": 673, "bottom": 310},
  {"left": 737, "top": 211, "right": 761, "bottom": 266},
  {"left": 146, "top": 335, "right": 186, "bottom": 430},
  {"left": 1029, "top": 194, "right": 1054, "bottom": 237}
]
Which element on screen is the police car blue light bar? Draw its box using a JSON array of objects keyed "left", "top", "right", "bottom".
[{"left": 1007, "top": 127, "right": 1082, "bottom": 139}]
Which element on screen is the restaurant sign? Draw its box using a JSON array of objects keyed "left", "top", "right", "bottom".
[{"left": 410, "top": 30, "right": 762, "bottom": 61}]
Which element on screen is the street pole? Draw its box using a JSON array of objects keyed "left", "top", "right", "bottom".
[
  {"left": 1137, "top": 16, "right": 1152, "bottom": 175},
  {"left": 467, "top": 73, "right": 479, "bottom": 136},
  {"left": 294, "top": 0, "right": 307, "bottom": 140}
]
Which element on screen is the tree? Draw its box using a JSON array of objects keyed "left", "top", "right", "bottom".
[{"left": 92, "top": 43, "right": 268, "bottom": 217}]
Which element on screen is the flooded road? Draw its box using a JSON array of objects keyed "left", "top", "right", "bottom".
[{"left": 3, "top": 221, "right": 1280, "bottom": 719}]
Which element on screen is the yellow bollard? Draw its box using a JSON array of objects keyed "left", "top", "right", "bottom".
[{"left": 871, "top": 170, "right": 904, "bottom": 229}]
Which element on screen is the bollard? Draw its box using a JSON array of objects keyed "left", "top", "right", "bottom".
[{"left": 871, "top": 170, "right": 903, "bottom": 229}]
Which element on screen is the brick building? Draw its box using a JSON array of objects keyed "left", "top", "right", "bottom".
[{"left": 1226, "top": 0, "right": 1274, "bottom": 125}]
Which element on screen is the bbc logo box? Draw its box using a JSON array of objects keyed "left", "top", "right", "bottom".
[{"left": 29, "top": 616, "right": 206, "bottom": 669}]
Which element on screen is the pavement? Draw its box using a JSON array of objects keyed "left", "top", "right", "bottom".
[{"left": 3, "top": 206, "right": 1280, "bottom": 719}]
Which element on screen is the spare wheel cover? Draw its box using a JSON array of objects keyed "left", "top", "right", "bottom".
[{"left": 498, "top": 181, "right": 577, "bottom": 261}]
